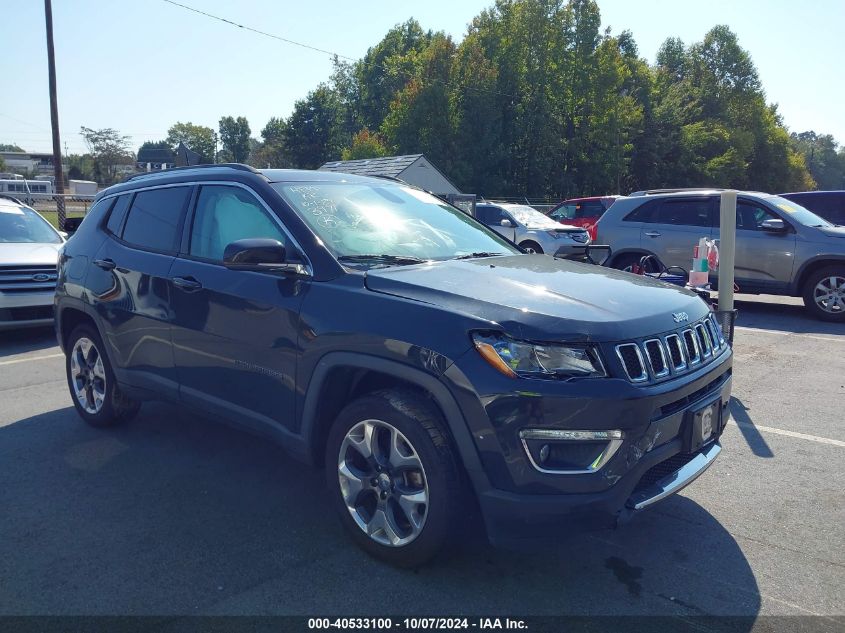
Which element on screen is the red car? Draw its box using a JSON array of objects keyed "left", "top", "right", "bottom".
[{"left": 548, "top": 196, "right": 621, "bottom": 241}]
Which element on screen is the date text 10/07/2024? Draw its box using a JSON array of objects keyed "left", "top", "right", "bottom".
[{"left": 307, "top": 618, "right": 529, "bottom": 630}]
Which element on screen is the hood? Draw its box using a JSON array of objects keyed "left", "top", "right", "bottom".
[
  {"left": 816, "top": 225, "right": 845, "bottom": 238},
  {"left": 365, "top": 255, "right": 710, "bottom": 341},
  {"left": 0, "top": 242, "right": 62, "bottom": 266}
]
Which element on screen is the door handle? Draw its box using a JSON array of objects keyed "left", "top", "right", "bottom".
[
  {"left": 93, "top": 258, "right": 116, "bottom": 271},
  {"left": 644, "top": 231, "right": 662, "bottom": 238},
  {"left": 171, "top": 276, "right": 202, "bottom": 291}
]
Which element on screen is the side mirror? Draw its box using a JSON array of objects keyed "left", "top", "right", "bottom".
[
  {"left": 500, "top": 218, "right": 513, "bottom": 228},
  {"left": 58, "top": 231, "right": 69, "bottom": 239},
  {"left": 760, "top": 218, "right": 787, "bottom": 233},
  {"left": 222, "top": 238, "right": 308, "bottom": 276}
]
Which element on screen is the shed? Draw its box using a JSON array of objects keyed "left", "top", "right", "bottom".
[{"left": 319, "top": 154, "right": 460, "bottom": 195}]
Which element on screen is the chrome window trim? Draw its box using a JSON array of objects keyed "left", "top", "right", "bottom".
[
  {"left": 664, "top": 333, "right": 687, "bottom": 371},
  {"left": 643, "top": 338, "right": 670, "bottom": 378},
  {"left": 98, "top": 180, "right": 313, "bottom": 276},
  {"left": 616, "top": 343, "right": 648, "bottom": 382}
]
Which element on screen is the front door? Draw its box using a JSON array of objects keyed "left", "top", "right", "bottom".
[
  {"left": 476, "top": 205, "right": 516, "bottom": 241},
  {"left": 169, "top": 184, "right": 307, "bottom": 435},
  {"left": 712, "top": 198, "right": 797, "bottom": 294}
]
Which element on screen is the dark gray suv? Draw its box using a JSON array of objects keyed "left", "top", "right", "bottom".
[{"left": 596, "top": 189, "right": 845, "bottom": 321}]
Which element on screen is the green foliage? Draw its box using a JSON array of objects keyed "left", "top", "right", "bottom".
[
  {"left": 218, "top": 116, "right": 252, "bottom": 163},
  {"left": 166, "top": 122, "right": 216, "bottom": 164},
  {"left": 268, "top": 1, "right": 823, "bottom": 196},
  {"left": 342, "top": 128, "right": 389, "bottom": 160},
  {"left": 0, "top": 143, "right": 24, "bottom": 152},
  {"left": 79, "top": 126, "right": 133, "bottom": 185},
  {"left": 66, "top": 154, "right": 96, "bottom": 181}
]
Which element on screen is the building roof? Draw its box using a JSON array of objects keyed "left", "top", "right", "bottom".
[{"left": 319, "top": 154, "right": 424, "bottom": 178}]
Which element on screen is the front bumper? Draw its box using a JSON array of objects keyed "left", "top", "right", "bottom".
[
  {"left": 0, "top": 291, "right": 55, "bottom": 330},
  {"left": 443, "top": 344, "right": 732, "bottom": 544}
]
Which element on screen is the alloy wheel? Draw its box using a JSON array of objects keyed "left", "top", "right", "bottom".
[
  {"left": 337, "top": 419, "right": 429, "bottom": 547},
  {"left": 813, "top": 275, "right": 845, "bottom": 314},
  {"left": 70, "top": 337, "right": 107, "bottom": 414}
]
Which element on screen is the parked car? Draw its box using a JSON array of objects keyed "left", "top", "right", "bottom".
[
  {"left": 0, "top": 195, "right": 64, "bottom": 329},
  {"left": 548, "top": 196, "right": 621, "bottom": 241},
  {"left": 56, "top": 165, "right": 731, "bottom": 566},
  {"left": 780, "top": 191, "right": 845, "bottom": 226},
  {"left": 595, "top": 189, "right": 845, "bottom": 321},
  {"left": 475, "top": 201, "right": 591, "bottom": 255}
]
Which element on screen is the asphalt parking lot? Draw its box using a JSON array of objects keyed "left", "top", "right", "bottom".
[{"left": 0, "top": 294, "right": 842, "bottom": 625}]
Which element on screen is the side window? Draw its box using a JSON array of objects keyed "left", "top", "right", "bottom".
[
  {"left": 476, "top": 206, "right": 504, "bottom": 225},
  {"left": 577, "top": 201, "right": 604, "bottom": 218},
  {"left": 736, "top": 201, "right": 778, "bottom": 231},
  {"left": 122, "top": 186, "right": 190, "bottom": 252},
  {"left": 625, "top": 200, "right": 659, "bottom": 222},
  {"left": 189, "top": 185, "right": 286, "bottom": 261},
  {"left": 105, "top": 195, "right": 131, "bottom": 236},
  {"left": 551, "top": 204, "right": 576, "bottom": 220},
  {"left": 655, "top": 198, "right": 712, "bottom": 227}
]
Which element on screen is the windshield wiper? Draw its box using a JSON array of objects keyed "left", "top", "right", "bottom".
[
  {"left": 452, "top": 252, "right": 508, "bottom": 260},
  {"left": 337, "top": 254, "right": 426, "bottom": 267}
]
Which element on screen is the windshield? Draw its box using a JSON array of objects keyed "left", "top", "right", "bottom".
[
  {"left": 273, "top": 182, "right": 519, "bottom": 264},
  {"left": 0, "top": 206, "right": 62, "bottom": 244},
  {"left": 505, "top": 205, "right": 561, "bottom": 228},
  {"left": 765, "top": 196, "right": 832, "bottom": 227}
]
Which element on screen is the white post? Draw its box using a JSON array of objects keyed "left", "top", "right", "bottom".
[{"left": 718, "top": 190, "right": 737, "bottom": 312}]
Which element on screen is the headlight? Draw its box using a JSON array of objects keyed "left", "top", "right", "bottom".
[
  {"left": 546, "top": 230, "right": 564, "bottom": 239},
  {"left": 472, "top": 332, "right": 606, "bottom": 379}
]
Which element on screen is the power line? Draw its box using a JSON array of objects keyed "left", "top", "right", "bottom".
[{"left": 160, "top": 0, "right": 518, "bottom": 100}]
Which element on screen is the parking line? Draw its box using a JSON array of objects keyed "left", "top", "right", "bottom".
[
  {"left": 729, "top": 419, "right": 845, "bottom": 447},
  {"left": 0, "top": 352, "right": 64, "bottom": 367},
  {"left": 734, "top": 326, "right": 844, "bottom": 344}
]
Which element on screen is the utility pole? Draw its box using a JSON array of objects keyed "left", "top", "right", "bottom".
[{"left": 44, "top": 0, "right": 65, "bottom": 229}]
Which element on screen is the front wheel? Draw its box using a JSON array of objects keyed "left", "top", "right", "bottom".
[
  {"left": 325, "top": 389, "right": 465, "bottom": 567},
  {"left": 520, "top": 241, "right": 544, "bottom": 254},
  {"left": 66, "top": 325, "right": 140, "bottom": 427},
  {"left": 802, "top": 266, "right": 845, "bottom": 322}
]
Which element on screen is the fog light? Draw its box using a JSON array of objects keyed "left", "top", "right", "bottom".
[{"left": 519, "top": 429, "right": 624, "bottom": 474}]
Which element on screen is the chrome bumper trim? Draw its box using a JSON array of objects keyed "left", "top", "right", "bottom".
[{"left": 626, "top": 442, "right": 721, "bottom": 511}]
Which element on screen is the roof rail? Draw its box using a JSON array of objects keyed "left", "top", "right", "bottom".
[
  {"left": 628, "top": 187, "right": 726, "bottom": 197},
  {"left": 124, "top": 163, "right": 261, "bottom": 183}
]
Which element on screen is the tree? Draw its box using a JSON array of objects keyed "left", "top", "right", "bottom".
[
  {"left": 283, "top": 85, "right": 346, "bottom": 169},
  {"left": 166, "top": 122, "right": 216, "bottom": 164},
  {"left": 792, "top": 131, "right": 845, "bottom": 190},
  {"left": 0, "top": 143, "right": 24, "bottom": 152},
  {"left": 342, "top": 128, "right": 389, "bottom": 160},
  {"left": 79, "top": 126, "right": 133, "bottom": 185},
  {"left": 218, "top": 116, "right": 251, "bottom": 163},
  {"left": 0, "top": 155, "right": 5, "bottom": 171}
]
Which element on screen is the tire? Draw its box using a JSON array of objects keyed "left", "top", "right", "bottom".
[
  {"left": 612, "top": 253, "right": 658, "bottom": 273},
  {"left": 802, "top": 266, "right": 845, "bottom": 322},
  {"left": 65, "top": 324, "right": 141, "bottom": 427},
  {"left": 520, "top": 241, "right": 544, "bottom": 254},
  {"left": 325, "top": 389, "right": 465, "bottom": 567}
]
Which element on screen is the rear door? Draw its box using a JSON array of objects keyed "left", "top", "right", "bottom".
[
  {"left": 712, "top": 198, "right": 796, "bottom": 293},
  {"left": 169, "top": 183, "right": 307, "bottom": 435},
  {"left": 87, "top": 185, "right": 191, "bottom": 398},
  {"left": 639, "top": 197, "right": 715, "bottom": 268}
]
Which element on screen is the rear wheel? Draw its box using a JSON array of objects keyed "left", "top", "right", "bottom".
[
  {"left": 802, "top": 266, "right": 845, "bottom": 322},
  {"left": 66, "top": 325, "right": 140, "bottom": 427},
  {"left": 520, "top": 240, "right": 544, "bottom": 254},
  {"left": 325, "top": 389, "right": 464, "bottom": 567}
]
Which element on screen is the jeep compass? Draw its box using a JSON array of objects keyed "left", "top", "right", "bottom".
[{"left": 55, "top": 165, "right": 732, "bottom": 566}]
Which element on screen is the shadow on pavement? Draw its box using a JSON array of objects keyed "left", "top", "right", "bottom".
[
  {"left": 0, "top": 401, "right": 760, "bottom": 621},
  {"left": 729, "top": 396, "right": 774, "bottom": 458},
  {"left": 732, "top": 295, "right": 843, "bottom": 337},
  {"left": 0, "top": 326, "right": 58, "bottom": 357}
]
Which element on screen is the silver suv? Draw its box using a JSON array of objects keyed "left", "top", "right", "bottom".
[
  {"left": 475, "top": 202, "right": 590, "bottom": 256},
  {"left": 595, "top": 189, "right": 845, "bottom": 321}
]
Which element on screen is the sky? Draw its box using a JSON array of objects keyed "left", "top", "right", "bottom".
[{"left": 1, "top": 0, "right": 843, "bottom": 156}]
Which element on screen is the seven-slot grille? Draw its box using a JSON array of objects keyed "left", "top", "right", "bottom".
[
  {"left": 615, "top": 313, "right": 726, "bottom": 383},
  {"left": 0, "top": 265, "right": 58, "bottom": 294}
]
